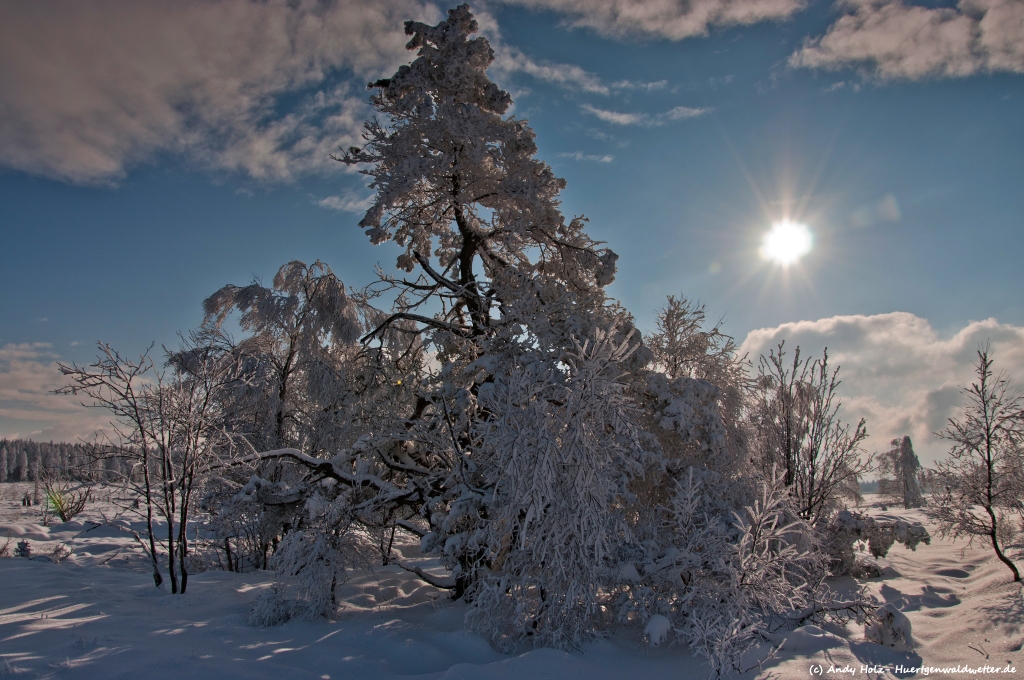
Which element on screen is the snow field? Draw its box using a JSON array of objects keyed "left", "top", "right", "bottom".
[{"left": 2, "top": 486, "right": 1019, "bottom": 679}]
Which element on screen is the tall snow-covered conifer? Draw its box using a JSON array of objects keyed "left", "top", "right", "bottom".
[
  {"left": 339, "top": 6, "right": 647, "bottom": 647},
  {"left": 340, "top": 4, "right": 619, "bottom": 347}
]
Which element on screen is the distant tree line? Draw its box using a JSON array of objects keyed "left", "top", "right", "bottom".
[{"left": 0, "top": 439, "right": 130, "bottom": 483}]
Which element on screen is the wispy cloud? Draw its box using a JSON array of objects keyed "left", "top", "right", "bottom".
[
  {"left": 0, "top": 0, "right": 440, "bottom": 185},
  {"left": 559, "top": 151, "right": 614, "bottom": 162},
  {"left": 470, "top": 6, "right": 612, "bottom": 95},
  {"left": 849, "top": 193, "right": 901, "bottom": 228},
  {"left": 495, "top": 0, "right": 808, "bottom": 40},
  {"left": 493, "top": 45, "right": 611, "bottom": 94},
  {"left": 317, "top": 190, "right": 374, "bottom": 213},
  {"left": 611, "top": 79, "right": 668, "bottom": 92},
  {"left": 478, "top": 7, "right": 669, "bottom": 96},
  {"left": 822, "top": 80, "right": 863, "bottom": 93},
  {"left": 582, "top": 103, "right": 711, "bottom": 126},
  {"left": 740, "top": 313, "right": 1024, "bottom": 466},
  {"left": 582, "top": 105, "right": 647, "bottom": 125},
  {"left": 790, "top": 0, "right": 1024, "bottom": 80}
]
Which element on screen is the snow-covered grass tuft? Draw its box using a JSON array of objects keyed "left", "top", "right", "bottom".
[
  {"left": 644, "top": 614, "right": 672, "bottom": 646},
  {"left": 248, "top": 583, "right": 294, "bottom": 627}
]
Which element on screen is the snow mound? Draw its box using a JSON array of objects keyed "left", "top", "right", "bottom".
[
  {"left": 0, "top": 522, "right": 51, "bottom": 541},
  {"left": 865, "top": 603, "right": 913, "bottom": 651},
  {"left": 781, "top": 624, "right": 846, "bottom": 655}
]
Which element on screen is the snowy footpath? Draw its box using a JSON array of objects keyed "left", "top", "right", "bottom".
[{"left": 1, "top": 487, "right": 1020, "bottom": 679}]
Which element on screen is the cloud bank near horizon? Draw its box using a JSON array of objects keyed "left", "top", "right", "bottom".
[
  {"left": 740, "top": 312, "right": 1024, "bottom": 468},
  {"left": 0, "top": 343, "right": 114, "bottom": 443}
]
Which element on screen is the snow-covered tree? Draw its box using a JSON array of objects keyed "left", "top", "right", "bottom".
[
  {"left": 463, "top": 329, "right": 646, "bottom": 650},
  {"left": 0, "top": 447, "right": 7, "bottom": 482},
  {"left": 218, "top": 5, "right": 650, "bottom": 642},
  {"left": 878, "top": 435, "right": 924, "bottom": 509},
  {"left": 339, "top": 4, "right": 619, "bottom": 345},
  {"left": 198, "top": 259, "right": 426, "bottom": 573},
  {"left": 933, "top": 347, "right": 1024, "bottom": 582},
  {"left": 202, "top": 260, "right": 364, "bottom": 453},
  {"left": 646, "top": 295, "right": 750, "bottom": 473},
  {"left": 332, "top": 3, "right": 637, "bottom": 611},
  {"left": 751, "top": 343, "right": 869, "bottom": 523},
  {"left": 15, "top": 450, "right": 28, "bottom": 482}
]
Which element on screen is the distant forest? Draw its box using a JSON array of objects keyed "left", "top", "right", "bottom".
[
  {"left": 859, "top": 479, "right": 879, "bottom": 493},
  {"left": 0, "top": 439, "right": 127, "bottom": 482}
]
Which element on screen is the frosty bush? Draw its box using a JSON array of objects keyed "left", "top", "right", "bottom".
[
  {"left": 824, "top": 509, "right": 930, "bottom": 577},
  {"left": 243, "top": 478, "right": 372, "bottom": 624},
  {"left": 614, "top": 470, "right": 828, "bottom": 676},
  {"left": 464, "top": 329, "right": 645, "bottom": 650},
  {"left": 249, "top": 584, "right": 295, "bottom": 627},
  {"left": 43, "top": 480, "right": 90, "bottom": 523},
  {"left": 48, "top": 543, "right": 73, "bottom": 564}
]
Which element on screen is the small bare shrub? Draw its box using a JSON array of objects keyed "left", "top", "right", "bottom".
[
  {"left": 44, "top": 481, "right": 91, "bottom": 522},
  {"left": 49, "top": 543, "right": 73, "bottom": 563}
]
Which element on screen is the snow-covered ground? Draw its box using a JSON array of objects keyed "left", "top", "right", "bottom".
[{"left": 1, "top": 485, "right": 1019, "bottom": 679}]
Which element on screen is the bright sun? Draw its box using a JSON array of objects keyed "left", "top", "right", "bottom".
[{"left": 761, "top": 220, "right": 812, "bottom": 265}]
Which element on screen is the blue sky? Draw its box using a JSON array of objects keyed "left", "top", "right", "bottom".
[{"left": 1, "top": 0, "right": 1022, "bottom": 463}]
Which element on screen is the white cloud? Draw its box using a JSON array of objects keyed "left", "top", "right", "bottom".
[
  {"left": 583, "top": 105, "right": 648, "bottom": 125},
  {"left": 496, "top": 0, "right": 807, "bottom": 40},
  {"left": 0, "top": 0, "right": 439, "bottom": 184},
  {"left": 611, "top": 79, "right": 669, "bottom": 91},
  {"left": 0, "top": 343, "right": 114, "bottom": 443},
  {"left": 492, "top": 45, "right": 612, "bottom": 94},
  {"left": 559, "top": 151, "right": 615, "bottom": 162},
  {"left": 739, "top": 313, "right": 1024, "bottom": 467},
  {"left": 582, "top": 103, "right": 711, "bottom": 126},
  {"left": 318, "top": 191, "right": 374, "bottom": 213},
  {"left": 475, "top": 6, "right": 619, "bottom": 95},
  {"left": 790, "top": 0, "right": 1024, "bottom": 80},
  {"left": 664, "top": 105, "right": 712, "bottom": 120}
]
